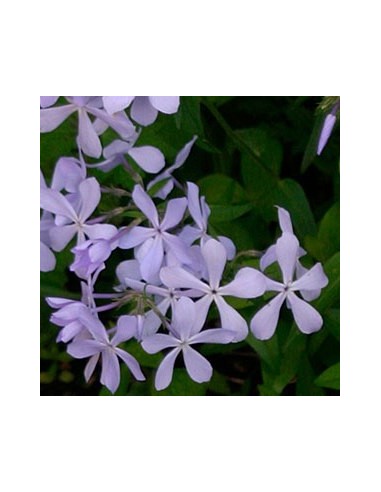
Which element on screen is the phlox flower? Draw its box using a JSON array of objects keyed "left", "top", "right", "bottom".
[
  {"left": 118, "top": 185, "right": 190, "bottom": 282},
  {"left": 261, "top": 206, "right": 321, "bottom": 301},
  {"left": 46, "top": 297, "right": 91, "bottom": 343},
  {"left": 142, "top": 297, "right": 235, "bottom": 390},
  {"left": 160, "top": 238, "right": 266, "bottom": 342},
  {"left": 70, "top": 237, "right": 117, "bottom": 280},
  {"left": 250, "top": 232, "right": 328, "bottom": 340},
  {"left": 67, "top": 311, "right": 145, "bottom": 393},
  {"left": 40, "top": 177, "right": 117, "bottom": 251},
  {"left": 40, "top": 96, "right": 135, "bottom": 157}
]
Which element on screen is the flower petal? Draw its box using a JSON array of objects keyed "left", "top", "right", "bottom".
[
  {"left": 214, "top": 296, "right": 248, "bottom": 342},
  {"left": 100, "top": 349, "right": 120, "bottom": 394},
  {"left": 40, "top": 105, "right": 76, "bottom": 132},
  {"left": 77, "top": 177, "right": 101, "bottom": 222},
  {"left": 40, "top": 242, "right": 56, "bottom": 272},
  {"left": 291, "top": 263, "right": 328, "bottom": 292},
  {"left": 187, "top": 182, "right": 204, "bottom": 229},
  {"left": 155, "top": 347, "right": 181, "bottom": 390},
  {"left": 190, "top": 295, "right": 213, "bottom": 335},
  {"left": 40, "top": 188, "right": 77, "bottom": 221},
  {"left": 115, "top": 348, "right": 145, "bottom": 381},
  {"left": 142, "top": 334, "right": 179, "bottom": 353},
  {"left": 276, "top": 206, "right": 294, "bottom": 233},
  {"left": 161, "top": 197, "right": 188, "bottom": 231},
  {"left": 139, "top": 235, "right": 164, "bottom": 282},
  {"left": 174, "top": 136, "right": 198, "bottom": 168},
  {"left": 182, "top": 345, "right": 212, "bottom": 383},
  {"left": 49, "top": 224, "right": 77, "bottom": 251},
  {"left": 103, "top": 96, "right": 134, "bottom": 114},
  {"left": 128, "top": 146, "right": 165, "bottom": 173},
  {"left": 317, "top": 113, "right": 336, "bottom": 155},
  {"left": 219, "top": 267, "right": 266, "bottom": 298},
  {"left": 149, "top": 96, "right": 180, "bottom": 114},
  {"left": 202, "top": 238, "right": 226, "bottom": 290},
  {"left": 190, "top": 328, "right": 235, "bottom": 345},
  {"left": 160, "top": 266, "right": 208, "bottom": 293},
  {"left": 171, "top": 297, "right": 195, "bottom": 341},
  {"left": 162, "top": 233, "right": 192, "bottom": 265},
  {"left": 260, "top": 244, "right": 276, "bottom": 271},
  {"left": 118, "top": 226, "right": 155, "bottom": 249},
  {"left": 275, "top": 232, "right": 299, "bottom": 284},
  {"left": 131, "top": 97, "right": 158, "bottom": 126},
  {"left": 250, "top": 293, "right": 286, "bottom": 340},
  {"left": 40, "top": 96, "right": 59, "bottom": 108},
  {"left": 67, "top": 339, "right": 102, "bottom": 358},
  {"left": 217, "top": 235, "right": 236, "bottom": 260},
  {"left": 84, "top": 354, "right": 100, "bottom": 382},
  {"left": 111, "top": 316, "right": 137, "bottom": 346},
  {"left": 83, "top": 223, "right": 117, "bottom": 240},
  {"left": 78, "top": 109, "right": 102, "bottom": 158},
  {"left": 132, "top": 185, "right": 159, "bottom": 227},
  {"left": 287, "top": 292, "right": 324, "bottom": 334}
]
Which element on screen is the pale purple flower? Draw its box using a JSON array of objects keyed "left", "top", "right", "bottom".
[
  {"left": 70, "top": 238, "right": 117, "bottom": 280},
  {"left": 46, "top": 297, "right": 90, "bottom": 343},
  {"left": 40, "top": 177, "right": 117, "bottom": 251},
  {"left": 250, "top": 233, "right": 328, "bottom": 340},
  {"left": 129, "top": 96, "right": 180, "bottom": 126},
  {"left": 317, "top": 102, "right": 339, "bottom": 155},
  {"left": 147, "top": 136, "right": 197, "bottom": 199},
  {"left": 260, "top": 206, "right": 320, "bottom": 302},
  {"left": 40, "top": 171, "right": 56, "bottom": 272},
  {"left": 40, "top": 96, "right": 135, "bottom": 157},
  {"left": 142, "top": 297, "right": 235, "bottom": 390},
  {"left": 180, "top": 181, "right": 236, "bottom": 259},
  {"left": 67, "top": 311, "right": 145, "bottom": 393},
  {"left": 118, "top": 185, "right": 190, "bottom": 282},
  {"left": 160, "top": 238, "right": 266, "bottom": 342},
  {"left": 87, "top": 138, "right": 165, "bottom": 174}
]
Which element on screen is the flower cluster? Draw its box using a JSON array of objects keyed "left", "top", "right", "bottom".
[{"left": 41, "top": 96, "right": 329, "bottom": 394}]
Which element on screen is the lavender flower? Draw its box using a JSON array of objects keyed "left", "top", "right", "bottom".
[
  {"left": 160, "top": 238, "right": 266, "bottom": 342},
  {"left": 40, "top": 96, "right": 135, "bottom": 157},
  {"left": 118, "top": 184, "right": 190, "bottom": 282},
  {"left": 70, "top": 237, "right": 117, "bottom": 280},
  {"left": 67, "top": 311, "right": 145, "bottom": 393},
  {"left": 142, "top": 297, "right": 235, "bottom": 390},
  {"left": 250, "top": 233, "right": 328, "bottom": 340},
  {"left": 40, "top": 177, "right": 117, "bottom": 250}
]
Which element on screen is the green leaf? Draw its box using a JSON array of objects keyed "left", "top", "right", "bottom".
[
  {"left": 236, "top": 127, "right": 282, "bottom": 176},
  {"left": 276, "top": 178, "right": 317, "bottom": 238},
  {"left": 305, "top": 202, "right": 340, "bottom": 261},
  {"left": 198, "top": 173, "right": 248, "bottom": 204},
  {"left": 246, "top": 333, "right": 280, "bottom": 373},
  {"left": 209, "top": 203, "right": 254, "bottom": 222},
  {"left": 314, "top": 362, "right": 340, "bottom": 390},
  {"left": 175, "top": 96, "right": 204, "bottom": 136}
]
